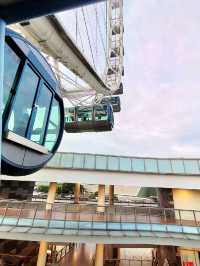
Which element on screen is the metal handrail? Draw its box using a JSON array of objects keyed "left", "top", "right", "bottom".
[
  {"left": 46, "top": 243, "right": 74, "bottom": 265},
  {"left": 104, "top": 258, "right": 152, "bottom": 266},
  {"left": 0, "top": 201, "right": 199, "bottom": 233},
  {"left": 1, "top": 200, "right": 200, "bottom": 214}
]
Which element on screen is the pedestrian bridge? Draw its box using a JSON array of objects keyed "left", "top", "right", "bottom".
[
  {"left": 2, "top": 152, "right": 200, "bottom": 189},
  {"left": 0, "top": 201, "right": 199, "bottom": 248}
]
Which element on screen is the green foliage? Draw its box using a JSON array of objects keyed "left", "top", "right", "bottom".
[
  {"left": 37, "top": 183, "right": 85, "bottom": 195},
  {"left": 37, "top": 185, "right": 49, "bottom": 193},
  {"left": 88, "top": 191, "right": 98, "bottom": 199},
  {"left": 137, "top": 187, "right": 157, "bottom": 198}
]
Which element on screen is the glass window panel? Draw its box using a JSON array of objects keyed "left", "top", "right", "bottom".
[
  {"left": 171, "top": 160, "right": 185, "bottom": 174},
  {"left": 183, "top": 160, "right": 200, "bottom": 174},
  {"left": 44, "top": 98, "right": 61, "bottom": 151},
  {"left": 7, "top": 65, "right": 39, "bottom": 137},
  {"left": 65, "top": 108, "right": 75, "bottom": 122},
  {"left": 77, "top": 107, "right": 92, "bottom": 122},
  {"left": 47, "top": 153, "right": 61, "bottom": 167},
  {"left": 158, "top": 160, "right": 172, "bottom": 173},
  {"left": 84, "top": 154, "right": 95, "bottom": 169},
  {"left": 3, "top": 43, "right": 20, "bottom": 111},
  {"left": 119, "top": 157, "right": 132, "bottom": 171},
  {"left": 108, "top": 156, "right": 119, "bottom": 171},
  {"left": 29, "top": 84, "right": 52, "bottom": 144},
  {"left": 132, "top": 158, "right": 145, "bottom": 172},
  {"left": 60, "top": 153, "right": 73, "bottom": 168},
  {"left": 96, "top": 155, "right": 107, "bottom": 170},
  {"left": 145, "top": 159, "right": 158, "bottom": 172},
  {"left": 73, "top": 154, "right": 84, "bottom": 168},
  {"left": 94, "top": 105, "right": 108, "bottom": 121}
]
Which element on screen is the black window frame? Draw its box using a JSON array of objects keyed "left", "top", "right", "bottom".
[{"left": 3, "top": 40, "right": 58, "bottom": 150}]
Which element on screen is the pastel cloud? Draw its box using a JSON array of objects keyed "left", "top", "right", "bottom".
[{"left": 58, "top": 0, "right": 200, "bottom": 158}]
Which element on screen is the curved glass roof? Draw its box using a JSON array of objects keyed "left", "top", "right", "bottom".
[{"left": 47, "top": 152, "right": 200, "bottom": 176}]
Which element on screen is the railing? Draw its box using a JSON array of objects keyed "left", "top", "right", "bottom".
[
  {"left": 104, "top": 258, "right": 152, "bottom": 266},
  {"left": 46, "top": 243, "right": 74, "bottom": 265},
  {"left": 0, "top": 201, "right": 199, "bottom": 235}
]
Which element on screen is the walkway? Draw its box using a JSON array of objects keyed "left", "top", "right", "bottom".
[
  {"left": 3, "top": 152, "right": 200, "bottom": 189},
  {"left": 0, "top": 201, "right": 199, "bottom": 247}
]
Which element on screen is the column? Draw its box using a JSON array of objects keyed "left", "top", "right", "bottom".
[
  {"left": 46, "top": 182, "right": 57, "bottom": 210},
  {"left": 37, "top": 182, "right": 57, "bottom": 266},
  {"left": 156, "top": 188, "right": 180, "bottom": 266},
  {"left": 109, "top": 185, "right": 114, "bottom": 206},
  {"left": 97, "top": 184, "right": 105, "bottom": 213},
  {"left": 0, "top": 18, "right": 6, "bottom": 172},
  {"left": 37, "top": 241, "right": 48, "bottom": 266},
  {"left": 74, "top": 183, "right": 80, "bottom": 204},
  {"left": 95, "top": 244, "right": 104, "bottom": 266},
  {"left": 157, "top": 246, "right": 180, "bottom": 266}
]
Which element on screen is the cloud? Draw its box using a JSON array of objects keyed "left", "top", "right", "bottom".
[{"left": 59, "top": 0, "right": 200, "bottom": 158}]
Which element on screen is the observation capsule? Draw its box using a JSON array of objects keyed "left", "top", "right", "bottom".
[{"left": 2, "top": 29, "right": 64, "bottom": 176}]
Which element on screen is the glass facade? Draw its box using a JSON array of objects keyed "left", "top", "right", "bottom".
[{"left": 47, "top": 152, "right": 200, "bottom": 176}]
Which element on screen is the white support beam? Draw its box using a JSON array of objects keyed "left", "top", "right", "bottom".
[
  {"left": 2, "top": 168, "right": 200, "bottom": 190},
  {"left": 13, "top": 15, "right": 110, "bottom": 96},
  {"left": 0, "top": 231, "right": 199, "bottom": 248}
]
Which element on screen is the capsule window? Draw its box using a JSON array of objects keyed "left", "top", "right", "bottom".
[
  {"left": 77, "top": 107, "right": 93, "bottom": 122},
  {"left": 28, "top": 83, "right": 52, "bottom": 144},
  {"left": 94, "top": 105, "right": 108, "bottom": 121},
  {"left": 3, "top": 43, "right": 20, "bottom": 111},
  {"left": 7, "top": 64, "right": 39, "bottom": 137},
  {"left": 65, "top": 108, "right": 75, "bottom": 122},
  {"left": 44, "top": 98, "right": 61, "bottom": 151}
]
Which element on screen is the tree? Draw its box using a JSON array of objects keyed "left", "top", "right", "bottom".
[{"left": 37, "top": 183, "right": 85, "bottom": 195}]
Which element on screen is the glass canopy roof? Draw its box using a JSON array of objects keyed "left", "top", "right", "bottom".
[{"left": 47, "top": 152, "right": 200, "bottom": 175}]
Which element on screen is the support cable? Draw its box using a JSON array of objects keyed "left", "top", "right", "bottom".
[{"left": 81, "top": 7, "right": 96, "bottom": 70}]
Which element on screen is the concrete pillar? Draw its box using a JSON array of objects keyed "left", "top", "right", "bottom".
[
  {"left": 37, "top": 241, "right": 48, "bottom": 266},
  {"left": 156, "top": 189, "right": 179, "bottom": 265},
  {"left": 157, "top": 188, "right": 174, "bottom": 209},
  {"left": 37, "top": 183, "right": 57, "bottom": 266},
  {"left": 95, "top": 244, "right": 104, "bottom": 266},
  {"left": 74, "top": 183, "right": 80, "bottom": 204},
  {"left": 97, "top": 185, "right": 105, "bottom": 212},
  {"left": 156, "top": 246, "right": 181, "bottom": 266},
  {"left": 46, "top": 182, "right": 57, "bottom": 210},
  {"left": 109, "top": 185, "right": 114, "bottom": 206}
]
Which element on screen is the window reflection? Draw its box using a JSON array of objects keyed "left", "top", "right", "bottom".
[
  {"left": 29, "top": 84, "right": 52, "bottom": 144},
  {"left": 77, "top": 107, "right": 93, "bottom": 122},
  {"left": 7, "top": 65, "right": 39, "bottom": 137},
  {"left": 65, "top": 108, "right": 75, "bottom": 122},
  {"left": 94, "top": 105, "right": 108, "bottom": 121},
  {"left": 3, "top": 43, "right": 20, "bottom": 111},
  {"left": 44, "top": 98, "right": 61, "bottom": 151}
]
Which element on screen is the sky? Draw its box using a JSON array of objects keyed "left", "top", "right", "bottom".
[{"left": 58, "top": 0, "right": 200, "bottom": 158}]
